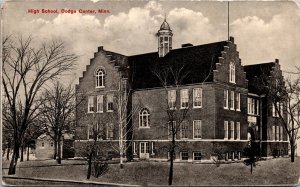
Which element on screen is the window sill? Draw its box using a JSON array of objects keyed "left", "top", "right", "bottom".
[
  {"left": 96, "top": 111, "right": 104, "bottom": 113},
  {"left": 230, "top": 108, "right": 235, "bottom": 110},
  {"left": 193, "top": 106, "right": 202, "bottom": 109},
  {"left": 236, "top": 109, "right": 241, "bottom": 112},
  {"left": 107, "top": 110, "right": 113, "bottom": 113},
  {"left": 87, "top": 111, "right": 95, "bottom": 114},
  {"left": 229, "top": 81, "right": 236, "bottom": 84},
  {"left": 180, "top": 107, "right": 189, "bottom": 110},
  {"left": 193, "top": 138, "right": 202, "bottom": 140},
  {"left": 139, "top": 126, "right": 150, "bottom": 129},
  {"left": 96, "top": 86, "right": 105, "bottom": 89},
  {"left": 224, "top": 107, "right": 229, "bottom": 110}
]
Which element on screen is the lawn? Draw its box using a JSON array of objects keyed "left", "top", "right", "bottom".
[{"left": 2, "top": 157, "right": 300, "bottom": 186}]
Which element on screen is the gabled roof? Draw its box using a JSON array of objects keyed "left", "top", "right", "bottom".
[
  {"left": 128, "top": 41, "right": 228, "bottom": 89},
  {"left": 244, "top": 62, "right": 276, "bottom": 94}
]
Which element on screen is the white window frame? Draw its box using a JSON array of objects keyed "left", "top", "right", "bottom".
[
  {"left": 280, "top": 126, "right": 283, "bottom": 141},
  {"left": 180, "top": 89, "right": 189, "bottom": 109},
  {"left": 193, "top": 120, "right": 202, "bottom": 139},
  {"left": 224, "top": 121, "right": 228, "bottom": 140},
  {"left": 180, "top": 121, "right": 188, "bottom": 139},
  {"left": 236, "top": 122, "right": 240, "bottom": 140},
  {"left": 107, "top": 94, "right": 113, "bottom": 112},
  {"left": 168, "top": 90, "right": 176, "bottom": 110},
  {"left": 88, "top": 96, "right": 94, "bottom": 113},
  {"left": 133, "top": 142, "right": 137, "bottom": 155},
  {"left": 230, "top": 91, "right": 235, "bottom": 110},
  {"left": 236, "top": 93, "right": 241, "bottom": 111},
  {"left": 193, "top": 88, "right": 202, "bottom": 108},
  {"left": 276, "top": 126, "right": 279, "bottom": 141},
  {"left": 180, "top": 152, "right": 189, "bottom": 161},
  {"left": 88, "top": 125, "right": 94, "bottom": 140},
  {"left": 272, "top": 125, "right": 276, "bottom": 140},
  {"left": 139, "top": 108, "right": 150, "bottom": 128},
  {"left": 230, "top": 121, "right": 234, "bottom": 140},
  {"left": 96, "top": 95, "right": 104, "bottom": 113},
  {"left": 95, "top": 69, "right": 105, "bottom": 88},
  {"left": 168, "top": 121, "right": 176, "bottom": 139},
  {"left": 229, "top": 62, "right": 236, "bottom": 84},
  {"left": 193, "top": 152, "right": 202, "bottom": 161},
  {"left": 151, "top": 142, "right": 155, "bottom": 155},
  {"left": 224, "top": 90, "right": 229, "bottom": 109}
]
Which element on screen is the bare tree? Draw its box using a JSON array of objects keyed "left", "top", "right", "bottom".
[
  {"left": 256, "top": 66, "right": 300, "bottom": 162},
  {"left": 152, "top": 60, "right": 213, "bottom": 185},
  {"left": 75, "top": 114, "right": 109, "bottom": 179},
  {"left": 39, "top": 82, "right": 79, "bottom": 164},
  {"left": 2, "top": 36, "right": 78, "bottom": 175}
]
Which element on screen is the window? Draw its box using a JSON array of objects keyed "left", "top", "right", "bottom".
[
  {"left": 238, "top": 151, "right": 241, "bottom": 160},
  {"left": 276, "top": 126, "right": 279, "bottom": 141},
  {"left": 230, "top": 91, "right": 235, "bottom": 110},
  {"left": 230, "top": 121, "right": 234, "bottom": 140},
  {"left": 88, "top": 96, "right": 94, "bottom": 113},
  {"left": 180, "top": 89, "right": 189, "bottom": 109},
  {"left": 193, "top": 120, "right": 202, "bottom": 139},
  {"left": 193, "top": 88, "right": 202, "bottom": 108},
  {"left": 168, "top": 121, "right": 176, "bottom": 139},
  {"left": 280, "top": 103, "right": 284, "bottom": 116},
  {"left": 236, "top": 122, "right": 240, "bottom": 140},
  {"left": 232, "top": 151, "right": 235, "bottom": 160},
  {"left": 151, "top": 142, "right": 155, "bottom": 155},
  {"left": 229, "top": 62, "right": 235, "bottom": 83},
  {"left": 272, "top": 102, "right": 282, "bottom": 117},
  {"left": 41, "top": 142, "right": 44, "bottom": 147},
  {"left": 193, "top": 152, "right": 202, "bottom": 160},
  {"left": 107, "top": 94, "right": 113, "bottom": 112},
  {"left": 280, "top": 126, "right": 283, "bottom": 141},
  {"left": 236, "top": 93, "right": 240, "bottom": 111},
  {"left": 224, "top": 90, "right": 229, "bottom": 109},
  {"left": 180, "top": 152, "right": 188, "bottom": 160},
  {"left": 106, "top": 123, "right": 113, "bottom": 139},
  {"left": 133, "top": 142, "right": 137, "bottom": 155},
  {"left": 248, "top": 98, "right": 259, "bottom": 115},
  {"left": 96, "top": 95, "right": 104, "bottom": 113},
  {"left": 180, "top": 121, "right": 189, "bottom": 139},
  {"left": 96, "top": 69, "right": 105, "bottom": 88},
  {"left": 50, "top": 142, "right": 53, "bottom": 147},
  {"left": 139, "top": 108, "right": 150, "bottom": 128},
  {"left": 88, "top": 125, "right": 94, "bottom": 140},
  {"left": 224, "top": 121, "right": 228, "bottom": 140},
  {"left": 168, "top": 90, "right": 176, "bottom": 109},
  {"left": 272, "top": 125, "right": 276, "bottom": 140}
]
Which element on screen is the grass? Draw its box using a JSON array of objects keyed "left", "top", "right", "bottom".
[{"left": 2, "top": 157, "right": 300, "bottom": 186}]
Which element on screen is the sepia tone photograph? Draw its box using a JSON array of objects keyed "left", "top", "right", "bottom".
[{"left": 1, "top": 0, "right": 300, "bottom": 186}]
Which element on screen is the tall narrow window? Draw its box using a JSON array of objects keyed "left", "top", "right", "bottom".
[
  {"left": 96, "top": 95, "right": 104, "bottom": 113},
  {"left": 107, "top": 94, "right": 113, "bottom": 112},
  {"left": 224, "top": 90, "right": 229, "bottom": 109},
  {"left": 236, "top": 122, "right": 240, "bottom": 140},
  {"left": 230, "top": 91, "right": 235, "bottom": 110},
  {"left": 280, "top": 126, "right": 283, "bottom": 141},
  {"left": 88, "top": 125, "right": 94, "bottom": 140},
  {"left": 247, "top": 98, "right": 251, "bottom": 114},
  {"left": 106, "top": 123, "right": 113, "bottom": 139},
  {"left": 168, "top": 90, "right": 176, "bottom": 109},
  {"left": 272, "top": 125, "right": 276, "bottom": 140},
  {"left": 139, "top": 108, "right": 150, "bottom": 128},
  {"left": 193, "top": 88, "right": 202, "bottom": 108},
  {"left": 256, "top": 99, "right": 259, "bottom": 115},
  {"left": 280, "top": 103, "right": 284, "bottom": 116},
  {"left": 276, "top": 126, "right": 279, "bottom": 141},
  {"left": 168, "top": 121, "right": 176, "bottom": 139},
  {"left": 229, "top": 62, "right": 236, "bottom": 83},
  {"left": 230, "top": 121, "right": 235, "bottom": 140},
  {"left": 180, "top": 89, "right": 189, "bottom": 109},
  {"left": 96, "top": 69, "right": 105, "bottom": 88},
  {"left": 224, "top": 121, "right": 228, "bottom": 140},
  {"left": 236, "top": 93, "right": 241, "bottom": 111},
  {"left": 180, "top": 121, "right": 189, "bottom": 139},
  {"left": 88, "top": 96, "right": 94, "bottom": 113},
  {"left": 193, "top": 120, "right": 202, "bottom": 139}
]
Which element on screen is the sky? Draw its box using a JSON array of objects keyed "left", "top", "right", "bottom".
[{"left": 2, "top": 0, "right": 300, "bottom": 85}]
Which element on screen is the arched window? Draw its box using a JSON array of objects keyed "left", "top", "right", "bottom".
[
  {"left": 139, "top": 108, "right": 150, "bottom": 128},
  {"left": 229, "top": 62, "right": 235, "bottom": 83},
  {"left": 95, "top": 68, "right": 105, "bottom": 88}
]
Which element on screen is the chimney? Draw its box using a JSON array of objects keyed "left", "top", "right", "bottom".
[
  {"left": 181, "top": 43, "right": 193, "bottom": 48},
  {"left": 275, "top": 59, "right": 279, "bottom": 64},
  {"left": 229, "top": 36, "right": 234, "bottom": 43}
]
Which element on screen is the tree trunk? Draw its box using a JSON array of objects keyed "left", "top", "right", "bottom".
[
  {"left": 120, "top": 152, "right": 124, "bottom": 169},
  {"left": 26, "top": 145, "right": 30, "bottom": 161},
  {"left": 54, "top": 139, "right": 58, "bottom": 160},
  {"left": 168, "top": 150, "right": 174, "bottom": 185},
  {"left": 6, "top": 147, "right": 10, "bottom": 160},
  {"left": 57, "top": 136, "right": 62, "bottom": 164},
  {"left": 20, "top": 146, "right": 24, "bottom": 162},
  {"left": 8, "top": 144, "right": 20, "bottom": 175},
  {"left": 87, "top": 155, "right": 92, "bottom": 180},
  {"left": 291, "top": 143, "right": 295, "bottom": 162}
]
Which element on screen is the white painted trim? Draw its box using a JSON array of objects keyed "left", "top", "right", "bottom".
[{"left": 75, "top": 139, "right": 250, "bottom": 143}]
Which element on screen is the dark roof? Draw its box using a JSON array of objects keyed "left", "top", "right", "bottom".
[
  {"left": 128, "top": 41, "right": 228, "bottom": 89},
  {"left": 244, "top": 62, "right": 276, "bottom": 94}
]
